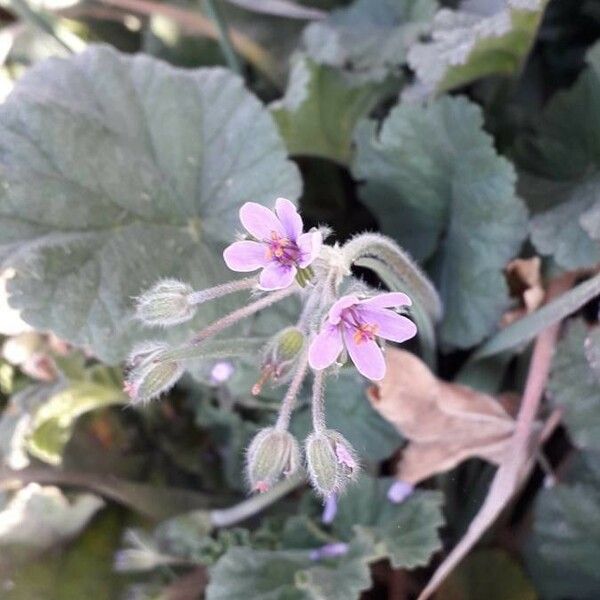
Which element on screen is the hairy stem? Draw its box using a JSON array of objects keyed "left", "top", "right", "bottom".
[
  {"left": 310, "top": 369, "right": 327, "bottom": 433},
  {"left": 274, "top": 351, "right": 309, "bottom": 430},
  {"left": 188, "top": 276, "right": 257, "bottom": 305},
  {"left": 210, "top": 471, "right": 305, "bottom": 528},
  {"left": 191, "top": 286, "right": 296, "bottom": 345}
]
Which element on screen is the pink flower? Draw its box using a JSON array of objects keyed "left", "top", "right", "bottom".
[
  {"left": 308, "top": 292, "right": 417, "bottom": 381},
  {"left": 223, "top": 198, "right": 322, "bottom": 290}
]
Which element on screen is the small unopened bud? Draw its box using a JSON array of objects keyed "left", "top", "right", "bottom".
[
  {"left": 245, "top": 427, "right": 301, "bottom": 493},
  {"left": 253, "top": 327, "right": 305, "bottom": 394},
  {"left": 305, "top": 430, "right": 359, "bottom": 498},
  {"left": 124, "top": 342, "right": 184, "bottom": 404},
  {"left": 135, "top": 279, "right": 196, "bottom": 327}
]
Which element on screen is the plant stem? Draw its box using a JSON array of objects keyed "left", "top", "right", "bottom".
[
  {"left": 310, "top": 369, "right": 326, "bottom": 433},
  {"left": 274, "top": 351, "right": 309, "bottom": 430},
  {"left": 513, "top": 274, "right": 575, "bottom": 445},
  {"left": 188, "top": 276, "right": 257, "bottom": 305},
  {"left": 202, "top": 0, "right": 242, "bottom": 74},
  {"left": 10, "top": 0, "right": 81, "bottom": 53},
  {"left": 210, "top": 471, "right": 305, "bottom": 528},
  {"left": 191, "top": 286, "right": 296, "bottom": 345}
]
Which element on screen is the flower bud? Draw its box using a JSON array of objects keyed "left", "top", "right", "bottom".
[
  {"left": 252, "top": 327, "right": 305, "bottom": 395},
  {"left": 305, "top": 430, "right": 359, "bottom": 498},
  {"left": 135, "top": 279, "right": 196, "bottom": 327},
  {"left": 124, "top": 342, "right": 184, "bottom": 404},
  {"left": 245, "top": 427, "right": 301, "bottom": 493}
]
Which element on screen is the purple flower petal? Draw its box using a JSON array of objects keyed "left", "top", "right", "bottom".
[
  {"left": 360, "top": 292, "right": 412, "bottom": 309},
  {"left": 258, "top": 262, "right": 296, "bottom": 290},
  {"left": 328, "top": 295, "right": 360, "bottom": 325},
  {"left": 210, "top": 361, "right": 234, "bottom": 384},
  {"left": 297, "top": 231, "right": 322, "bottom": 268},
  {"left": 387, "top": 480, "right": 414, "bottom": 504},
  {"left": 309, "top": 542, "right": 349, "bottom": 561},
  {"left": 342, "top": 325, "right": 386, "bottom": 381},
  {"left": 335, "top": 443, "right": 357, "bottom": 470},
  {"left": 359, "top": 307, "right": 417, "bottom": 344},
  {"left": 321, "top": 494, "right": 338, "bottom": 524},
  {"left": 240, "top": 202, "right": 284, "bottom": 240},
  {"left": 275, "top": 197, "right": 303, "bottom": 241},
  {"left": 308, "top": 324, "right": 344, "bottom": 370},
  {"left": 223, "top": 240, "right": 268, "bottom": 272}
]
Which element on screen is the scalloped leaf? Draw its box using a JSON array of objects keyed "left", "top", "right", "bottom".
[
  {"left": 0, "top": 45, "right": 301, "bottom": 363},
  {"left": 331, "top": 475, "right": 444, "bottom": 569},
  {"left": 271, "top": 55, "right": 389, "bottom": 165},
  {"left": 519, "top": 44, "right": 600, "bottom": 269},
  {"left": 206, "top": 538, "right": 372, "bottom": 600},
  {"left": 408, "top": 0, "right": 548, "bottom": 94},
  {"left": 302, "top": 0, "right": 437, "bottom": 83},
  {"left": 352, "top": 96, "right": 527, "bottom": 348},
  {"left": 527, "top": 453, "right": 600, "bottom": 599},
  {"left": 548, "top": 320, "right": 600, "bottom": 452}
]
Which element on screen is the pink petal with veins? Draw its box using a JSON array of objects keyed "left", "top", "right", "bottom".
[
  {"left": 258, "top": 262, "right": 296, "bottom": 290},
  {"left": 275, "top": 197, "right": 303, "bottom": 241},
  {"left": 342, "top": 325, "right": 386, "bottom": 381},
  {"left": 308, "top": 324, "right": 344, "bottom": 370},
  {"left": 239, "top": 202, "right": 284, "bottom": 240},
  {"left": 223, "top": 240, "right": 268, "bottom": 272}
]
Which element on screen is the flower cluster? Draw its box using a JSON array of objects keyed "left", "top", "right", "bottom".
[{"left": 125, "top": 197, "right": 418, "bottom": 498}]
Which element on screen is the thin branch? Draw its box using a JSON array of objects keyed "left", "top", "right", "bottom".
[{"left": 203, "top": 0, "right": 242, "bottom": 74}]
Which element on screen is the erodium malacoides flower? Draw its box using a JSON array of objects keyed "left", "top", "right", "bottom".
[
  {"left": 223, "top": 198, "right": 322, "bottom": 290},
  {"left": 126, "top": 197, "right": 440, "bottom": 499}
]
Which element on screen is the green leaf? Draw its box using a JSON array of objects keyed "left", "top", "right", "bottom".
[
  {"left": 518, "top": 46, "right": 600, "bottom": 269},
  {"left": 0, "top": 484, "right": 104, "bottom": 550},
  {"left": 195, "top": 401, "right": 259, "bottom": 491},
  {"left": 271, "top": 55, "right": 389, "bottom": 165},
  {"left": 352, "top": 96, "right": 527, "bottom": 348},
  {"left": 5, "top": 507, "right": 125, "bottom": 599},
  {"left": 437, "top": 548, "right": 536, "bottom": 600},
  {"left": 26, "top": 380, "right": 126, "bottom": 465},
  {"left": 206, "top": 538, "right": 373, "bottom": 600},
  {"left": 302, "top": 0, "right": 436, "bottom": 83},
  {"left": 332, "top": 475, "right": 444, "bottom": 569},
  {"left": 290, "top": 370, "right": 401, "bottom": 463},
  {"left": 548, "top": 320, "right": 600, "bottom": 452},
  {"left": 527, "top": 454, "right": 600, "bottom": 599},
  {"left": 0, "top": 44, "right": 301, "bottom": 364},
  {"left": 0, "top": 383, "right": 62, "bottom": 469},
  {"left": 408, "top": 1, "right": 549, "bottom": 94},
  {"left": 474, "top": 272, "right": 600, "bottom": 359}
]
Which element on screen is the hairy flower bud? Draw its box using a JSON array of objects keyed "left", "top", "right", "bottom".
[
  {"left": 253, "top": 327, "right": 305, "bottom": 395},
  {"left": 305, "top": 430, "right": 359, "bottom": 498},
  {"left": 135, "top": 279, "right": 196, "bottom": 327},
  {"left": 124, "top": 341, "right": 184, "bottom": 404},
  {"left": 245, "top": 427, "right": 301, "bottom": 493}
]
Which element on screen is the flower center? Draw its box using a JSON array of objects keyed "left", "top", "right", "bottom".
[
  {"left": 265, "top": 231, "right": 301, "bottom": 266},
  {"left": 341, "top": 308, "right": 379, "bottom": 345},
  {"left": 352, "top": 322, "right": 378, "bottom": 345}
]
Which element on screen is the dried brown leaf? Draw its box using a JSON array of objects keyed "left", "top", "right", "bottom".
[
  {"left": 367, "top": 348, "right": 515, "bottom": 484},
  {"left": 502, "top": 257, "right": 545, "bottom": 326}
]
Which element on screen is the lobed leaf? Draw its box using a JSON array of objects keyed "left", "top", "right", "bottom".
[
  {"left": 302, "top": 0, "right": 436, "bottom": 84},
  {"left": 0, "top": 45, "right": 301, "bottom": 363},
  {"left": 353, "top": 96, "right": 527, "bottom": 348},
  {"left": 548, "top": 320, "right": 600, "bottom": 452},
  {"left": 408, "top": 0, "right": 549, "bottom": 94},
  {"left": 271, "top": 55, "right": 390, "bottom": 165},
  {"left": 331, "top": 475, "right": 444, "bottom": 569}
]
